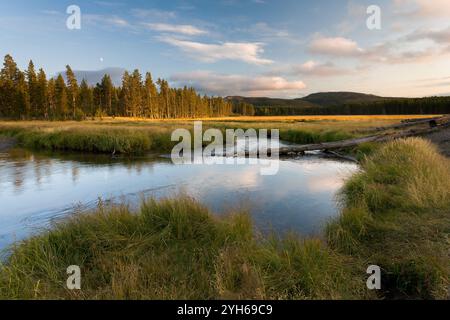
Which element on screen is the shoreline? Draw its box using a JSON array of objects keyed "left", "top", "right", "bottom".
[{"left": 0, "top": 137, "right": 16, "bottom": 152}]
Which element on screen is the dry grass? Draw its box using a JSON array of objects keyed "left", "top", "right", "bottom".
[
  {"left": 109, "top": 115, "right": 441, "bottom": 122},
  {"left": 0, "top": 197, "right": 368, "bottom": 300},
  {"left": 0, "top": 118, "right": 410, "bottom": 154},
  {"left": 327, "top": 138, "right": 450, "bottom": 299}
]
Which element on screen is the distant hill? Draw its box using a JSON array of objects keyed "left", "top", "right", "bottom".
[
  {"left": 226, "top": 92, "right": 450, "bottom": 115},
  {"left": 300, "top": 92, "right": 390, "bottom": 107},
  {"left": 227, "top": 92, "right": 390, "bottom": 109},
  {"left": 226, "top": 96, "right": 321, "bottom": 109}
]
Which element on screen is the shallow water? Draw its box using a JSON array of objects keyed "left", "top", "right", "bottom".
[{"left": 0, "top": 146, "right": 358, "bottom": 251}]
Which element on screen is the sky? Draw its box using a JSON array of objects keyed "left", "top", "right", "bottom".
[{"left": 1, "top": 0, "right": 450, "bottom": 98}]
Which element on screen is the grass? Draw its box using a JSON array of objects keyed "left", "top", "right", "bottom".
[
  {"left": 110, "top": 115, "right": 441, "bottom": 122},
  {"left": 327, "top": 138, "right": 450, "bottom": 299},
  {"left": 0, "top": 117, "right": 448, "bottom": 300},
  {"left": 1, "top": 138, "right": 448, "bottom": 300},
  {"left": 0, "top": 122, "right": 175, "bottom": 154},
  {"left": 0, "top": 197, "right": 368, "bottom": 300},
  {"left": 0, "top": 117, "right": 416, "bottom": 154}
]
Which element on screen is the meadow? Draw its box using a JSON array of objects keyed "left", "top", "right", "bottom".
[
  {"left": 0, "top": 115, "right": 436, "bottom": 154},
  {"left": 0, "top": 134, "right": 448, "bottom": 299}
]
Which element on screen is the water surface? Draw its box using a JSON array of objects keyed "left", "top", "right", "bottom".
[{"left": 0, "top": 147, "right": 358, "bottom": 251}]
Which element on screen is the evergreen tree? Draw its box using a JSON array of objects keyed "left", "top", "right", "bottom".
[
  {"left": 130, "top": 69, "right": 143, "bottom": 117},
  {"left": 36, "top": 69, "right": 48, "bottom": 119},
  {"left": 15, "top": 71, "right": 30, "bottom": 119},
  {"left": 65, "top": 65, "right": 79, "bottom": 118},
  {"left": 26, "top": 60, "right": 38, "bottom": 118},
  {"left": 47, "top": 78, "right": 56, "bottom": 119},
  {"left": 144, "top": 72, "right": 158, "bottom": 118},
  {"left": 0, "top": 55, "right": 20, "bottom": 118},
  {"left": 100, "top": 75, "right": 113, "bottom": 115},
  {"left": 55, "top": 74, "right": 68, "bottom": 119},
  {"left": 79, "top": 79, "right": 94, "bottom": 116}
]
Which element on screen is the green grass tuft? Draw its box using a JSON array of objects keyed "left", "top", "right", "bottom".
[
  {"left": 0, "top": 197, "right": 367, "bottom": 300},
  {"left": 327, "top": 138, "right": 450, "bottom": 299}
]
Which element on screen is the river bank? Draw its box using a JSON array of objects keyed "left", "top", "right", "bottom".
[
  {"left": 0, "top": 118, "right": 406, "bottom": 155},
  {"left": 0, "top": 137, "right": 448, "bottom": 299},
  {"left": 0, "top": 137, "right": 16, "bottom": 152}
]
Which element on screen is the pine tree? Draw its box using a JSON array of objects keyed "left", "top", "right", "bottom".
[
  {"left": 15, "top": 71, "right": 30, "bottom": 119},
  {"left": 157, "top": 78, "right": 170, "bottom": 119},
  {"left": 120, "top": 71, "right": 131, "bottom": 117},
  {"left": 79, "top": 79, "right": 94, "bottom": 116},
  {"left": 100, "top": 75, "right": 113, "bottom": 115},
  {"left": 0, "top": 55, "right": 20, "bottom": 118},
  {"left": 55, "top": 74, "right": 68, "bottom": 119},
  {"left": 144, "top": 72, "right": 158, "bottom": 118},
  {"left": 65, "top": 65, "right": 79, "bottom": 118},
  {"left": 47, "top": 78, "right": 56, "bottom": 119},
  {"left": 27, "top": 60, "right": 38, "bottom": 118},
  {"left": 130, "top": 69, "right": 143, "bottom": 117},
  {"left": 36, "top": 69, "right": 48, "bottom": 119}
]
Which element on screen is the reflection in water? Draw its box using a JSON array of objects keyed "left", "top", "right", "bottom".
[{"left": 0, "top": 148, "right": 358, "bottom": 252}]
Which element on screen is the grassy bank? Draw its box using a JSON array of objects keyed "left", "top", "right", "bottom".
[
  {"left": 327, "top": 138, "right": 450, "bottom": 299},
  {"left": 0, "top": 197, "right": 368, "bottom": 300},
  {"left": 0, "top": 118, "right": 405, "bottom": 154},
  {"left": 0, "top": 123, "right": 175, "bottom": 154}
]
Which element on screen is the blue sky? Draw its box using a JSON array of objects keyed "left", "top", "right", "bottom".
[{"left": 1, "top": 0, "right": 450, "bottom": 97}]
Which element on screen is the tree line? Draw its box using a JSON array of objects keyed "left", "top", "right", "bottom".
[
  {"left": 0, "top": 54, "right": 255, "bottom": 120},
  {"left": 254, "top": 98, "right": 450, "bottom": 116}
]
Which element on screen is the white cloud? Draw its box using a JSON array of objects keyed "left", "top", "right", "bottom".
[
  {"left": 308, "top": 37, "right": 364, "bottom": 56},
  {"left": 94, "top": 1, "right": 125, "bottom": 7},
  {"left": 159, "top": 37, "right": 273, "bottom": 65},
  {"left": 84, "top": 14, "right": 129, "bottom": 28},
  {"left": 394, "top": 0, "right": 450, "bottom": 18},
  {"left": 307, "top": 33, "right": 447, "bottom": 65},
  {"left": 406, "top": 27, "right": 450, "bottom": 44},
  {"left": 240, "top": 22, "right": 291, "bottom": 39},
  {"left": 268, "top": 61, "right": 352, "bottom": 77},
  {"left": 291, "top": 61, "right": 351, "bottom": 76},
  {"left": 131, "top": 8, "right": 176, "bottom": 20},
  {"left": 170, "top": 71, "right": 306, "bottom": 96},
  {"left": 143, "top": 23, "right": 208, "bottom": 36}
]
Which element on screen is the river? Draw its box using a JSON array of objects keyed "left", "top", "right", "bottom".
[{"left": 0, "top": 144, "right": 358, "bottom": 252}]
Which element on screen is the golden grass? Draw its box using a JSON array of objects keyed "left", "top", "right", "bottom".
[
  {"left": 327, "top": 138, "right": 450, "bottom": 299},
  {"left": 0, "top": 115, "right": 443, "bottom": 158},
  {"left": 0, "top": 117, "right": 425, "bottom": 154},
  {"left": 110, "top": 115, "right": 441, "bottom": 122},
  {"left": 0, "top": 197, "right": 369, "bottom": 300}
]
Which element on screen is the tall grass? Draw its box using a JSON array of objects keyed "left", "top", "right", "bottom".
[
  {"left": 0, "top": 125, "right": 175, "bottom": 154},
  {"left": 327, "top": 138, "right": 450, "bottom": 299},
  {"left": 0, "top": 197, "right": 367, "bottom": 300},
  {"left": 0, "top": 118, "right": 408, "bottom": 154},
  {"left": 0, "top": 121, "right": 357, "bottom": 154},
  {"left": 279, "top": 129, "right": 353, "bottom": 144}
]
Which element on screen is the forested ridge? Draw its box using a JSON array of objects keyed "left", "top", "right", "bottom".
[
  {"left": 229, "top": 93, "right": 450, "bottom": 116},
  {"left": 0, "top": 54, "right": 255, "bottom": 120}
]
